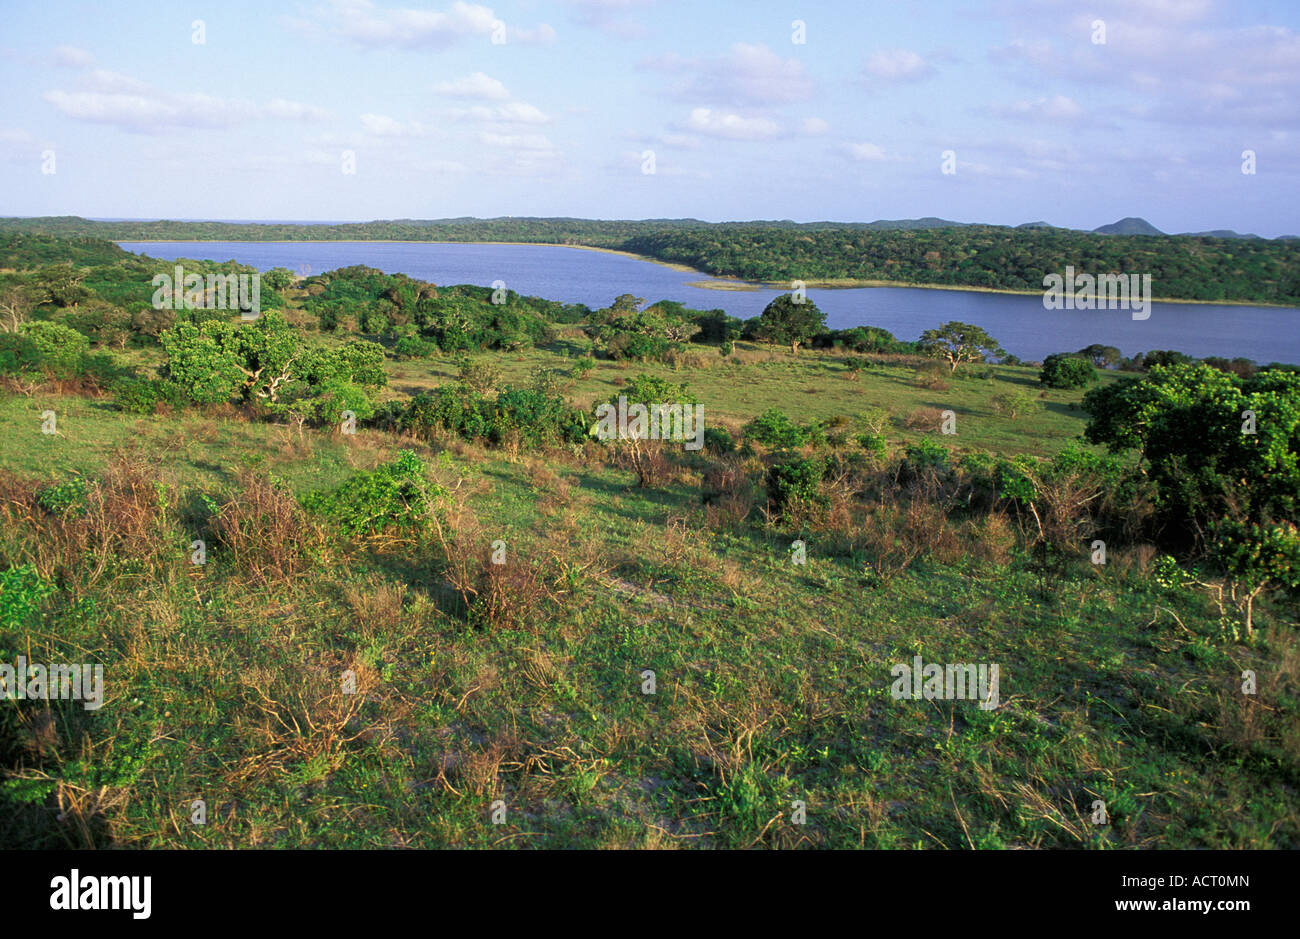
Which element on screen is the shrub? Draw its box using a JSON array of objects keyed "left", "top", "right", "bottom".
[
  {"left": 399, "top": 387, "right": 492, "bottom": 441},
  {"left": 490, "top": 388, "right": 588, "bottom": 448},
  {"left": 745, "top": 408, "right": 808, "bottom": 450},
  {"left": 1083, "top": 363, "right": 1300, "bottom": 543},
  {"left": 111, "top": 377, "right": 189, "bottom": 415},
  {"left": 36, "top": 477, "right": 90, "bottom": 517},
  {"left": 766, "top": 457, "right": 825, "bottom": 513},
  {"left": 1039, "top": 353, "right": 1097, "bottom": 389},
  {"left": 914, "top": 362, "right": 950, "bottom": 390},
  {"left": 991, "top": 389, "right": 1036, "bottom": 418},
  {"left": 904, "top": 438, "right": 950, "bottom": 474},
  {"left": 457, "top": 357, "right": 502, "bottom": 394},
  {"left": 393, "top": 334, "right": 437, "bottom": 358},
  {"left": 1138, "top": 350, "right": 1193, "bottom": 370},
  {"left": 856, "top": 432, "right": 888, "bottom": 462},
  {"left": 301, "top": 451, "right": 443, "bottom": 537},
  {"left": 703, "top": 426, "right": 735, "bottom": 455},
  {"left": 1208, "top": 520, "right": 1300, "bottom": 634},
  {"left": 22, "top": 321, "right": 90, "bottom": 375},
  {"left": 0, "top": 563, "right": 54, "bottom": 630},
  {"left": 529, "top": 366, "right": 567, "bottom": 397}
]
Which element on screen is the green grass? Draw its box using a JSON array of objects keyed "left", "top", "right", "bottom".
[{"left": 0, "top": 347, "right": 1295, "bottom": 849}]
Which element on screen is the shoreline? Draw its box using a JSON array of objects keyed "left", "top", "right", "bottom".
[{"left": 113, "top": 239, "right": 1300, "bottom": 309}]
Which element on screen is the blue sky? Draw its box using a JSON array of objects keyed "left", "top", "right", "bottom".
[{"left": 1, "top": 0, "right": 1298, "bottom": 234}]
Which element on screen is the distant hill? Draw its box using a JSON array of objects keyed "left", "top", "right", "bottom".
[
  {"left": 1181, "top": 230, "right": 1262, "bottom": 239},
  {"left": 863, "top": 217, "right": 971, "bottom": 231},
  {"left": 1016, "top": 221, "right": 1060, "bottom": 230},
  {"left": 1094, "top": 217, "right": 1165, "bottom": 236}
]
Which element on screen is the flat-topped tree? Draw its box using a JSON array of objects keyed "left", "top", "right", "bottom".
[
  {"left": 918, "top": 321, "right": 1005, "bottom": 373},
  {"left": 747, "top": 293, "right": 826, "bottom": 353}
]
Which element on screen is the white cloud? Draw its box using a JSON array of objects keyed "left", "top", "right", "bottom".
[
  {"left": 566, "top": 0, "right": 656, "bottom": 40},
  {"left": 512, "top": 23, "right": 557, "bottom": 43},
  {"left": 991, "top": 7, "right": 1300, "bottom": 127},
  {"left": 993, "top": 94, "right": 1084, "bottom": 122},
  {"left": 447, "top": 100, "right": 550, "bottom": 124},
  {"left": 290, "top": 0, "right": 553, "bottom": 49},
  {"left": 479, "top": 131, "right": 554, "bottom": 150},
  {"left": 52, "top": 45, "right": 94, "bottom": 68},
  {"left": 44, "top": 89, "right": 253, "bottom": 131},
  {"left": 43, "top": 71, "right": 333, "bottom": 133},
  {"left": 843, "top": 142, "right": 890, "bottom": 162},
  {"left": 802, "top": 117, "right": 830, "bottom": 136},
  {"left": 625, "top": 130, "right": 701, "bottom": 150},
  {"left": 265, "top": 98, "right": 335, "bottom": 121},
  {"left": 644, "top": 42, "right": 813, "bottom": 106},
  {"left": 433, "top": 72, "right": 510, "bottom": 100},
  {"left": 360, "top": 113, "right": 439, "bottom": 136},
  {"left": 682, "top": 108, "right": 781, "bottom": 140},
  {"left": 862, "top": 49, "right": 936, "bottom": 83}
]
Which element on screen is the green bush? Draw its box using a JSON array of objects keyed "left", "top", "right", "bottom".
[
  {"left": 393, "top": 334, "right": 438, "bottom": 359},
  {"left": 903, "top": 438, "right": 951, "bottom": 474},
  {"left": 856, "top": 432, "right": 888, "bottom": 461},
  {"left": 300, "top": 451, "right": 442, "bottom": 536},
  {"left": 1039, "top": 353, "right": 1097, "bottom": 389},
  {"left": 0, "top": 321, "right": 91, "bottom": 376},
  {"left": 397, "top": 387, "right": 492, "bottom": 441},
  {"left": 1084, "top": 363, "right": 1300, "bottom": 542},
  {"left": 111, "top": 377, "right": 188, "bottom": 415},
  {"left": 36, "top": 477, "right": 90, "bottom": 516},
  {"left": 767, "top": 457, "right": 825, "bottom": 512},
  {"left": 745, "top": 408, "right": 808, "bottom": 450},
  {"left": 0, "top": 564, "right": 54, "bottom": 630},
  {"left": 490, "top": 387, "right": 588, "bottom": 448},
  {"left": 703, "top": 426, "right": 735, "bottom": 455}
]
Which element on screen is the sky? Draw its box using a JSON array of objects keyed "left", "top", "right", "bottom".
[{"left": 1, "top": 0, "right": 1298, "bottom": 235}]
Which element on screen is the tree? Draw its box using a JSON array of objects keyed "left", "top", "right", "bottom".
[
  {"left": 1077, "top": 344, "right": 1121, "bottom": 368},
  {"left": 1083, "top": 362, "right": 1300, "bottom": 543},
  {"left": 1039, "top": 353, "right": 1097, "bottom": 389},
  {"left": 917, "top": 321, "right": 1004, "bottom": 373},
  {"left": 1137, "top": 349, "right": 1192, "bottom": 370},
  {"left": 262, "top": 267, "right": 296, "bottom": 291},
  {"left": 991, "top": 389, "right": 1035, "bottom": 419},
  {"left": 692, "top": 309, "right": 742, "bottom": 344},
  {"left": 746, "top": 294, "right": 826, "bottom": 353},
  {"left": 1204, "top": 520, "right": 1300, "bottom": 635},
  {"left": 0, "top": 283, "right": 35, "bottom": 333},
  {"left": 159, "top": 320, "right": 247, "bottom": 404},
  {"left": 33, "top": 263, "right": 90, "bottom": 308}
]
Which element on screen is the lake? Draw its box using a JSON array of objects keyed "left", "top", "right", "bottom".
[{"left": 117, "top": 241, "right": 1300, "bottom": 365}]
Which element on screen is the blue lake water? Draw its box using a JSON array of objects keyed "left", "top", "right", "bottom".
[{"left": 117, "top": 241, "right": 1300, "bottom": 365}]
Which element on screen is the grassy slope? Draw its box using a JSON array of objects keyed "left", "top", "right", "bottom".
[{"left": 0, "top": 346, "right": 1296, "bottom": 849}]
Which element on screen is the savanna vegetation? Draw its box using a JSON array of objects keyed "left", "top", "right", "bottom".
[{"left": 0, "top": 235, "right": 1296, "bottom": 849}]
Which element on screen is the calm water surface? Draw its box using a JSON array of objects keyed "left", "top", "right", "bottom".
[{"left": 117, "top": 241, "right": 1300, "bottom": 364}]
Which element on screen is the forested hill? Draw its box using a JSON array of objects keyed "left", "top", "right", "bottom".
[
  {"left": 620, "top": 226, "right": 1300, "bottom": 304},
  {"left": 2, "top": 216, "right": 1299, "bottom": 305}
]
